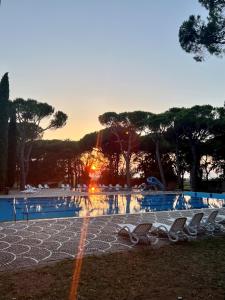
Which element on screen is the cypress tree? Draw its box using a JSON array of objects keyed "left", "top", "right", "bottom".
[
  {"left": 0, "top": 73, "right": 9, "bottom": 191},
  {"left": 7, "top": 102, "right": 17, "bottom": 188}
]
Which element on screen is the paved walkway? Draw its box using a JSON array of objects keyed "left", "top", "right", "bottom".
[{"left": 0, "top": 208, "right": 225, "bottom": 272}]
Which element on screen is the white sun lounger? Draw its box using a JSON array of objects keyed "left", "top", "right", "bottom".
[
  {"left": 200, "top": 210, "right": 222, "bottom": 233},
  {"left": 21, "top": 188, "right": 37, "bottom": 194},
  {"left": 170, "top": 212, "right": 204, "bottom": 236},
  {"left": 152, "top": 217, "right": 189, "bottom": 242},
  {"left": 118, "top": 223, "right": 152, "bottom": 244}
]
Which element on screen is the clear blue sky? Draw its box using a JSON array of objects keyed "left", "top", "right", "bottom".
[{"left": 0, "top": 1, "right": 224, "bottom": 140}]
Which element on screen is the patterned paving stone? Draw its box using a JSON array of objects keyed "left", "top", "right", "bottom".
[
  {"left": 48, "top": 251, "right": 74, "bottom": 261},
  {"left": 69, "top": 224, "right": 84, "bottom": 231},
  {"left": 48, "top": 234, "right": 70, "bottom": 243},
  {"left": 109, "top": 217, "right": 127, "bottom": 224},
  {"left": 0, "top": 251, "right": 16, "bottom": 265},
  {"left": 59, "top": 230, "right": 76, "bottom": 238},
  {"left": 85, "top": 226, "right": 103, "bottom": 233},
  {"left": 0, "top": 241, "right": 10, "bottom": 250},
  {"left": 90, "top": 220, "right": 107, "bottom": 226},
  {"left": 33, "top": 232, "right": 51, "bottom": 240},
  {"left": 0, "top": 222, "right": 13, "bottom": 228},
  {"left": 0, "top": 228, "right": 17, "bottom": 235},
  {"left": 86, "top": 240, "right": 110, "bottom": 251},
  {"left": 100, "top": 226, "right": 118, "bottom": 234},
  {"left": 81, "top": 229, "right": 101, "bottom": 235},
  {"left": 95, "top": 234, "right": 117, "bottom": 243},
  {"left": 1, "top": 235, "right": 23, "bottom": 244},
  {"left": 76, "top": 233, "right": 96, "bottom": 240},
  {"left": 0, "top": 233, "right": 6, "bottom": 239},
  {"left": 40, "top": 240, "right": 61, "bottom": 251},
  {"left": 109, "top": 243, "right": 132, "bottom": 252},
  {"left": 5, "top": 256, "right": 38, "bottom": 269},
  {"left": 27, "top": 226, "right": 43, "bottom": 233},
  {"left": 33, "top": 221, "right": 52, "bottom": 227},
  {"left": 16, "top": 230, "right": 34, "bottom": 238},
  {"left": 55, "top": 219, "right": 73, "bottom": 226},
  {"left": 6, "top": 244, "right": 30, "bottom": 255},
  {"left": 84, "top": 248, "right": 105, "bottom": 255},
  {"left": 58, "top": 241, "right": 80, "bottom": 256},
  {"left": 23, "top": 247, "right": 51, "bottom": 262},
  {"left": 50, "top": 224, "right": 67, "bottom": 231},
  {"left": 20, "top": 238, "right": 43, "bottom": 247},
  {"left": 9, "top": 223, "right": 28, "bottom": 230},
  {"left": 41, "top": 228, "right": 59, "bottom": 235}
]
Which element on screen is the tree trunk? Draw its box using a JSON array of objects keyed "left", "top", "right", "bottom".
[
  {"left": 190, "top": 142, "right": 200, "bottom": 192},
  {"left": 175, "top": 141, "right": 182, "bottom": 190},
  {"left": 155, "top": 140, "right": 166, "bottom": 190},
  {"left": 24, "top": 143, "right": 32, "bottom": 182},
  {"left": 19, "top": 142, "right": 26, "bottom": 190},
  {"left": 124, "top": 154, "right": 131, "bottom": 187},
  {"left": 7, "top": 109, "right": 17, "bottom": 188}
]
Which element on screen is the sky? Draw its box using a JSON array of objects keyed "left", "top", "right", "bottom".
[{"left": 0, "top": 0, "right": 224, "bottom": 141}]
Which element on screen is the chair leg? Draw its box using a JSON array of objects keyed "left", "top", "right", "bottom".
[{"left": 129, "top": 233, "right": 139, "bottom": 245}]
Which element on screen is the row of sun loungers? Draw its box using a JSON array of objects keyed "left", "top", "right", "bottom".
[
  {"left": 21, "top": 183, "right": 142, "bottom": 193},
  {"left": 21, "top": 184, "right": 49, "bottom": 193},
  {"left": 117, "top": 210, "right": 225, "bottom": 245}
]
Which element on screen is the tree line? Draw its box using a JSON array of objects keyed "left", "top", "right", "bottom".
[{"left": 16, "top": 106, "right": 225, "bottom": 192}]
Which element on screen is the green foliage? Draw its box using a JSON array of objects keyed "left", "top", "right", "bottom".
[
  {"left": 179, "top": 0, "right": 225, "bottom": 61},
  {"left": 78, "top": 131, "right": 98, "bottom": 153},
  {"left": 27, "top": 140, "right": 80, "bottom": 185},
  {"left": 99, "top": 111, "right": 150, "bottom": 186},
  {"left": 99, "top": 111, "right": 150, "bottom": 132},
  {"left": 0, "top": 73, "right": 9, "bottom": 189},
  {"left": 49, "top": 111, "right": 67, "bottom": 129}
]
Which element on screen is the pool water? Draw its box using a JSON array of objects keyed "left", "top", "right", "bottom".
[{"left": 0, "top": 192, "right": 225, "bottom": 222}]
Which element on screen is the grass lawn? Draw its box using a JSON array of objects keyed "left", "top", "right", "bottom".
[{"left": 0, "top": 238, "right": 225, "bottom": 300}]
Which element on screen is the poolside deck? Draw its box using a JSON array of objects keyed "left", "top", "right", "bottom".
[{"left": 0, "top": 207, "right": 225, "bottom": 272}]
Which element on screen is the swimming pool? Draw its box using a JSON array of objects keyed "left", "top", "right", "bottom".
[{"left": 0, "top": 192, "right": 225, "bottom": 222}]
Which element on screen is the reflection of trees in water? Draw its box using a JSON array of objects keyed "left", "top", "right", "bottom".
[
  {"left": 72, "top": 196, "right": 93, "bottom": 215},
  {"left": 107, "top": 195, "right": 119, "bottom": 215},
  {"left": 106, "top": 194, "right": 132, "bottom": 215},
  {"left": 20, "top": 196, "right": 82, "bottom": 219},
  {"left": 125, "top": 195, "right": 131, "bottom": 214}
]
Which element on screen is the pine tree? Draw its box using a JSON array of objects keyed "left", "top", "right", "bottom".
[{"left": 0, "top": 73, "right": 9, "bottom": 191}]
